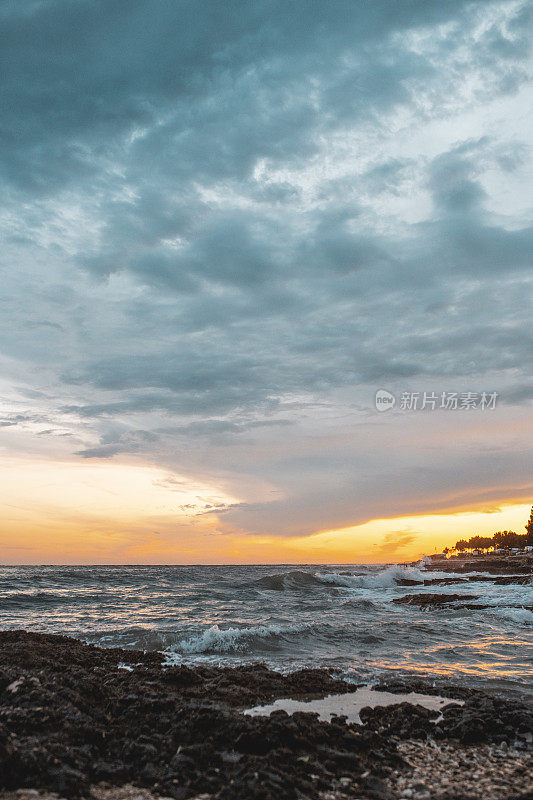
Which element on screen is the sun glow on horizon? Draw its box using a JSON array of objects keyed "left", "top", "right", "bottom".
[
  {"left": 0, "top": 455, "right": 529, "bottom": 564},
  {"left": 297, "top": 503, "right": 533, "bottom": 563}
]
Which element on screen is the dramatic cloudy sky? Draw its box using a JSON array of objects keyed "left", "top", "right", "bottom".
[{"left": 1, "top": 0, "right": 532, "bottom": 563}]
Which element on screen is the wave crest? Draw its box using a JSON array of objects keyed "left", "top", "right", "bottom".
[
  {"left": 254, "top": 565, "right": 454, "bottom": 593},
  {"left": 254, "top": 571, "right": 325, "bottom": 591},
  {"left": 318, "top": 565, "right": 443, "bottom": 590},
  {"left": 170, "top": 621, "right": 325, "bottom": 655},
  {"left": 485, "top": 606, "right": 533, "bottom": 625}
]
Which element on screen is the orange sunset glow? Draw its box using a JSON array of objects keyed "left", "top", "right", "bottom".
[{"left": 0, "top": 454, "right": 530, "bottom": 563}]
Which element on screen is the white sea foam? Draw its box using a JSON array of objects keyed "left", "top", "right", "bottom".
[
  {"left": 171, "top": 622, "right": 316, "bottom": 655},
  {"left": 485, "top": 606, "right": 533, "bottom": 624},
  {"left": 316, "top": 565, "right": 448, "bottom": 590}
]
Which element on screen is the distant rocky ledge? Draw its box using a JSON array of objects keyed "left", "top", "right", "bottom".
[
  {"left": 397, "top": 553, "right": 532, "bottom": 610},
  {"left": 0, "top": 631, "right": 532, "bottom": 800},
  {"left": 419, "top": 554, "right": 533, "bottom": 576},
  {"left": 393, "top": 591, "right": 533, "bottom": 611}
]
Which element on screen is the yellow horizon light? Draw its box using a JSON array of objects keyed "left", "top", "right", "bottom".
[{"left": 0, "top": 456, "right": 530, "bottom": 563}]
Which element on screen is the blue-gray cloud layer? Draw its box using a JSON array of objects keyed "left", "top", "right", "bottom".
[{"left": 1, "top": 0, "right": 532, "bottom": 537}]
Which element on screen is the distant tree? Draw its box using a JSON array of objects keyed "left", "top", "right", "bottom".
[
  {"left": 493, "top": 530, "right": 510, "bottom": 545},
  {"left": 525, "top": 506, "right": 533, "bottom": 546},
  {"left": 451, "top": 530, "right": 527, "bottom": 554},
  {"left": 478, "top": 537, "right": 492, "bottom": 552},
  {"left": 443, "top": 546, "right": 449, "bottom": 555},
  {"left": 466, "top": 535, "right": 491, "bottom": 552},
  {"left": 493, "top": 530, "right": 526, "bottom": 549}
]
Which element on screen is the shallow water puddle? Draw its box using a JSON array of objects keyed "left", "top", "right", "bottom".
[{"left": 244, "top": 687, "right": 463, "bottom": 725}]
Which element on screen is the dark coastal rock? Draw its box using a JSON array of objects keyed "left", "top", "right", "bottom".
[
  {"left": 0, "top": 631, "right": 402, "bottom": 799},
  {"left": 422, "top": 574, "right": 532, "bottom": 586},
  {"left": 372, "top": 679, "right": 472, "bottom": 700},
  {"left": 357, "top": 774, "right": 391, "bottom": 799},
  {"left": 369, "top": 680, "right": 533, "bottom": 746},
  {"left": 396, "top": 578, "right": 424, "bottom": 586},
  {"left": 462, "top": 574, "right": 532, "bottom": 585},
  {"left": 393, "top": 593, "right": 480, "bottom": 607},
  {"left": 393, "top": 593, "right": 533, "bottom": 611},
  {"left": 0, "top": 631, "right": 531, "bottom": 799},
  {"left": 424, "top": 556, "right": 533, "bottom": 575},
  {"left": 359, "top": 702, "right": 439, "bottom": 740},
  {"left": 491, "top": 575, "right": 533, "bottom": 585},
  {"left": 439, "top": 693, "right": 533, "bottom": 744},
  {"left": 358, "top": 694, "right": 533, "bottom": 747}
]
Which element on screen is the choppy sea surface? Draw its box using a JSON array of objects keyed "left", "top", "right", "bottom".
[{"left": 0, "top": 564, "right": 531, "bottom": 698}]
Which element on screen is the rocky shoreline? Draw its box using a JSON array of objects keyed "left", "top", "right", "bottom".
[
  {"left": 0, "top": 631, "right": 532, "bottom": 800},
  {"left": 419, "top": 555, "right": 533, "bottom": 576},
  {"left": 394, "top": 555, "right": 533, "bottom": 610}
]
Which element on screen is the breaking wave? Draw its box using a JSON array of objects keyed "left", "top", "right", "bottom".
[
  {"left": 254, "top": 571, "right": 325, "bottom": 591},
  {"left": 254, "top": 566, "right": 449, "bottom": 592},
  {"left": 484, "top": 606, "right": 533, "bottom": 625},
  {"left": 169, "top": 622, "right": 327, "bottom": 655}
]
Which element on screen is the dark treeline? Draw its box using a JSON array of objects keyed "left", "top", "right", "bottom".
[
  {"left": 448, "top": 505, "right": 533, "bottom": 553},
  {"left": 452, "top": 530, "right": 528, "bottom": 553}
]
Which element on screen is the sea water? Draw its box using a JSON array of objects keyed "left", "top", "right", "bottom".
[{"left": 0, "top": 563, "right": 531, "bottom": 698}]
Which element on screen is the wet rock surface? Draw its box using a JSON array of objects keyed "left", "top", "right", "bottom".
[
  {"left": 0, "top": 631, "right": 399, "bottom": 799},
  {"left": 397, "top": 575, "right": 533, "bottom": 587},
  {"left": 393, "top": 592, "right": 533, "bottom": 611},
  {"left": 362, "top": 680, "right": 533, "bottom": 746},
  {"left": 393, "top": 593, "right": 481, "bottom": 608},
  {"left": 0, "top": 632, "right": 531, "bottom": 800}
]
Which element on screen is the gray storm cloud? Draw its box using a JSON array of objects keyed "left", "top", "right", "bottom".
[{"left": 1, "top": 0, "right": 532, "bottom": 538}]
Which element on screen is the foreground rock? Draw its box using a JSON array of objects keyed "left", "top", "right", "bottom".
[
  {"left": 363, "top": 679, "right": 532, "bottom": 746},
  {"left": 0, "top": 632, "right": 531, "bottom": 800}
]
